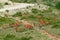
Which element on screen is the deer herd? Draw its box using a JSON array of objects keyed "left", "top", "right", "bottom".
[{"left": 2, "top": 13, "right": 56, "bottom": 32}]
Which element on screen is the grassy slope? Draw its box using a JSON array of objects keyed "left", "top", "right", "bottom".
[{"left": 0, "top": 27, "right": 53, "bottom": 40}]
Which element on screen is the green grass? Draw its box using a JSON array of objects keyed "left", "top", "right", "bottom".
[
  {"left": 0, "top": 27, "right": 53, "bottom": 40},
  {"left": 10, "top": 0, "right": 37, "bottom": 3},
  {"left": 0, "top": 1, "right": 60, "bottom": 40},
  {"left": 0, "top": 17, "right": 16, "bottom": 26}
]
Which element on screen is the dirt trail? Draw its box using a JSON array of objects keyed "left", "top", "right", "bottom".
[{"left": 40, "top": 30, "right": 60, "bottom": 40}]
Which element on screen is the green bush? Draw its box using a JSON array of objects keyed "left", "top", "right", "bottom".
[
  {"left": 55, "top": 2, "right": 60, "bottom": 10},
  {"left": 13, "top": 12, "right": 22, "bottom": 17},
  {"left": 32, "top": 9, "right": 39, "bottom": 13}
]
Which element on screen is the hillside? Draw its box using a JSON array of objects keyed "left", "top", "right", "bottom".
[{"left": 0, "top": 0, "right": 60, "bottom": 40}]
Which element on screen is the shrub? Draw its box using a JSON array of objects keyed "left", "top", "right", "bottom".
[
  {"left": 55, "top": 2, "right": 60, "bottom": 10},
  {"left": 32, "top": 9, "right": 39, "bottom": 13},
  {"left": 13, "top": 12, "right": 22, "bottom": 17}
]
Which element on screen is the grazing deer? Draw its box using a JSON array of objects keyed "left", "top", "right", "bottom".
[
  {"left": 13, "top": 21, "right": 21, "bottom": 32},
  {"left": 39, "top": 19, "right": 45, "bottom": 26},
  {"left": 4, "top": 14, "right": 8, "bottom": 17},
  {"left": 23, "top": 21, "right": 33, "bottom": 29},
  {"left": 2, "top": 24, "right": 7, "bottom": 29}
]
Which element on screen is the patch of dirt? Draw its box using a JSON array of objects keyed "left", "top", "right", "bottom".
[{"left": 40, "top": 30, "right": 60, "bottom": 40}]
